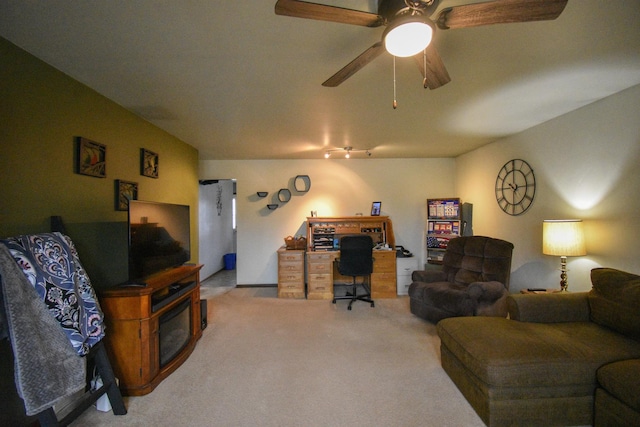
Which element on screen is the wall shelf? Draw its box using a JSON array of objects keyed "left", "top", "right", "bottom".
[
  {"left": 294, "top": 175, "right": 311, "bottom": 193},
  {"left": 278, "top": 188, "right": 291, "bottom": 203}
]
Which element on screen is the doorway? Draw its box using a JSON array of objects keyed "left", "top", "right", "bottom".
[{"left": 198, "top": 179, "right": 236, "bottom": 281}]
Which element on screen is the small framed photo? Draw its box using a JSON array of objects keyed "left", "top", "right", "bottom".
[
  {"left": 76, "top": 137, "right": 106, "bottom": 178},
  {"left": 115, "top": 180, "right": 138, "bottom": 211},
  {"left": 140, "top": 148, "right": 158, "bottom": 178},
  {"left": 371, "top": 201, "right": 381, "bottom": 216}
]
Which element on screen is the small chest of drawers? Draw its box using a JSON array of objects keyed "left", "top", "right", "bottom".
[
  {"left": 277, "top": 248, "right": 305, "bottom": 298},
  {"left": 396, "top": 257, "right": 419, "bottom": 295}
]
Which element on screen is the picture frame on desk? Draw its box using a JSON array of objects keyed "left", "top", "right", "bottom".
[{"left": 371, "top": 201, "right": 381, "bottom": 216}]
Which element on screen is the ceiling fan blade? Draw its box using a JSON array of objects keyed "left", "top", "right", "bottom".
[
  {"left": 413, "top": 44, "right": 451, "bottom": 90},
  {"left": 275, "top": 0, "right": 384, "bottom": 27},
  {"left": 322, "top": 42, "right": 385, "bottom": 87},
  {"left": 436, "top": 0, "right": 568, "bottom": 30}
]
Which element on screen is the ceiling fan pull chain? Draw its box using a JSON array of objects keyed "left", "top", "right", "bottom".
[
  {"left": 423, "top": 49, "right": 428, "bottom": 88},
  {"left": 393, "top": 55, "right": 398, "bottom": 109}
]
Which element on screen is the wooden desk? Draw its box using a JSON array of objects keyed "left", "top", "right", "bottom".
[
  {"left": 303, "top": 215, "right": 397, "bottom": 299},
  {"left": 306, "top": 249, "right": 397, "bottom": 300}
]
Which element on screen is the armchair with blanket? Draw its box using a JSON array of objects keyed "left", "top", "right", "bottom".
[
  {"left": 408, "top": 236, "right": 514, "bottom": 323},
  {"left": 0, "top": 231, "right": 126, "bottom": 426}
]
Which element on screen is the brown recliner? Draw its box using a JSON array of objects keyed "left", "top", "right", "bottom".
[{"left": 408, "top": 236, "right": 514, "bottom": 323}]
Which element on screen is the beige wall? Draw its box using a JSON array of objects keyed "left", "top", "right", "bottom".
[
  {"left": 200, "top": 159, "right": 455, "bottom": 285},
  {"left": 0, "top": 38, "right": 200, "bottom": 288},
  {"left": 202, "top": 86, "right": 640, "bottom": 288},
  {"left": 4, "top": 34, "right": 638, "bottom": 292},
  {"left": 456, "top": 84, "right": 640, "bottom": 292}
]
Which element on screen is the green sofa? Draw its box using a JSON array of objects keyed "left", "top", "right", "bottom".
[{"left": 436, "top": 268, "right": 640, "bottom": 426}]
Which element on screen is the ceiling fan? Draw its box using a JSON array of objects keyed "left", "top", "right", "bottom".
[{"left": 275, "top": 0, "right": 568, "bottom": 90}]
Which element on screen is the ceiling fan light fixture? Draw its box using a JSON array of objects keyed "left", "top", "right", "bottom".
[{"left": 383, "top": 15, "right": 434, "bottom": 57}]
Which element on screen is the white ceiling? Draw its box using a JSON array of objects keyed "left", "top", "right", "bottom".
[{"left": 1, "top": 0, "right": 639, "bottom": 160}]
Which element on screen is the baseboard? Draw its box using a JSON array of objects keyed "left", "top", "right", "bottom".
[{"left": 235, "top": 284, "right": 277, "bottom": 288}]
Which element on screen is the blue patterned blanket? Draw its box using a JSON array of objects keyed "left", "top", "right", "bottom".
[{"left": 0, "top": 232, "right": 105, "bottom": 355}]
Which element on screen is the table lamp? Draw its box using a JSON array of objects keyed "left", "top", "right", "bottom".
[{"left": 543, "top": 220, "right": 586, "bottom": 292}]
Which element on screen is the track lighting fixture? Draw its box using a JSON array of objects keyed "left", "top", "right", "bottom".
[{"left": 323, "top": 146, "right": 372, "bottom": 159}]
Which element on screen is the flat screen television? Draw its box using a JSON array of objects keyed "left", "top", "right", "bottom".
[{"left": 128, "top": 200, "right": 191, "bottom": 282}]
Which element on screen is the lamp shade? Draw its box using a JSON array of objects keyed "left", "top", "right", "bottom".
[
  {"left": 542, "top": 220, "right": 586, "bottom": 256},
  {"left": 383, "top": 15, "right": 434, "bottom": 57}
]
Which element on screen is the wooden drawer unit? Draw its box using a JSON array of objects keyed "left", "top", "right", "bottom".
[
  {"left": 277, "top": 248, "right": 305, "bottom": 298},
  {"left": 308, "top": 261, "right": 332, "bottom": 274},
  {"left": 371, "top": 251, "right": 397, "bottom": 298},
  {"left": 278, "top": 249, "right": 304, "bottom": 263},
  {"left": 371, "top": 272, "right": 397, "bottom": 298},
  {"left": 307, "top": 273, "right": 332, "bottom": 299},
  {"left": 278, "top": 272, "right": 305, "bottom": 299},
  {"left": 307, "top": 251, "right": 334, "bottom": 263},
  {"left": 306, "top": 251, "right": 336, "bottom": 300},
  {"left": 373, "top": 251, "right": 396, "bottom": 272}
]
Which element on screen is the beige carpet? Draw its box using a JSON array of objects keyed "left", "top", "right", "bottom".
[{"left": 72, "top": 288, "right": 484, "bottom": 426}]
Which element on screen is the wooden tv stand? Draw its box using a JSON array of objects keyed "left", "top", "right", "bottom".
[{"left": 99, "top": 264, "right": 203, "bottom": 396}]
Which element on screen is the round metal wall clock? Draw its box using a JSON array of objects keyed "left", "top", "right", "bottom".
[{"left": 495, "top": 159, "right": 536, "bottom": 216}]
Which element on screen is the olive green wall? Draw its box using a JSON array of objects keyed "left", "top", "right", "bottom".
[{"left": 0, "top": 38, "right": 199, "bottom": 286}]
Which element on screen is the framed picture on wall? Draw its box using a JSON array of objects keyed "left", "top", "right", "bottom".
[
  {"left": 76, "top": 137, "right": 106, "bottom": 178},
  {"left": 115, "top": 179, "right": 138, "bottom": 211},
  {"left": 140, "top": 148, "right": 158, "bottom": 178},
  {"left": 371, "top": 201, "right": 381, "bottom": 216}
]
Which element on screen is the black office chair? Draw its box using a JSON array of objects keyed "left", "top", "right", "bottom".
[{"left": 333, "top": 235, "right": 375, "bottom": 310}]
